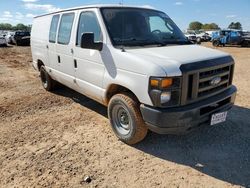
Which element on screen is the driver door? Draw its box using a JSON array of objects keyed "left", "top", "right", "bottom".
[{"left": 72, "top": 10, "right": 105, "bottom": 102}]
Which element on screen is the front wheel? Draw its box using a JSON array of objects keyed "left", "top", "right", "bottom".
[
  {"left": 40, "top": 66, "right": 56, "bottom": 91},
  {"left": 196, "top": 37, "right": 202, "bottom": 44},
  {"left": 212, "top": 40, "right": 220, "bottom": 47},
  {"left": 108, "top": 93, "right": 148, "bottom": 145}
]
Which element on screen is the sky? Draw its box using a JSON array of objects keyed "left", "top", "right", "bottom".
[{"left": 0, "top": 0, "right": 250, "bottom": 31}]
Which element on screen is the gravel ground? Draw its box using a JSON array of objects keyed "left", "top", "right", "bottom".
[{"left": 0, "top": 43, "right": 250, "bottom": 188}]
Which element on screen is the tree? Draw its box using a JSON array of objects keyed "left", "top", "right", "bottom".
[
  {"left": 189, "top": 21, "right": 203, "bottom": 30},
  {"left": 228, "top": 22, "right": 242, "bottom": 30},
  {"left": 0, "top": 23, "right": 31, "bottom": 31},
  {"left": 202, "top": 23, "right": 220, "bottom": 30},
  {"left": 0, "top": 23, "right": 13, "bottom": 30},
  {"left": 15, "top": 23, "right": 29, "bottom": 31}
]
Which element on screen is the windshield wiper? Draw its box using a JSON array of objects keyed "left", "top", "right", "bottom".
[{"left": 114, "top": 38, "right": 167, "bottom": 47}]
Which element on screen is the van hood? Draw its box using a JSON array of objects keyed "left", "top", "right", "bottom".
[{"left": 126, "top": 45, "right": 230, "bottom": 76}]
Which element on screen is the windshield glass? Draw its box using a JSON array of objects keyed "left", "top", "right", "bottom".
[
  {"left": 101, "top": 8, "right": 187, "bottom": 47},
  {"left": 16, "top": 32, "right": 30, "bottom": 36}
]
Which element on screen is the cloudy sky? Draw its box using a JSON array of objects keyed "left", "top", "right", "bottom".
[{"left": 0, "top": 0, "right": 250, "bottom": 30}]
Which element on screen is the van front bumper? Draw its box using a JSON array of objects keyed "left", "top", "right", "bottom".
[{"left": 140, "top": 86, "right": 237, "bottom": 134}]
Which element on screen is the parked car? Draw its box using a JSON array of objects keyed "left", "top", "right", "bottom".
[
  {"left": 5, "top": 31, "right": 15, "bottom": 44},
  {"left": 31, "top": 5, "right": 237, "bottom": 144},
  {"left": 13, "top": 31, "right": 31, "bottom": 46},
  {"left": 184, "top": 32, "right": 197, "bottom": 43},
  {"left": 211, "top": 30, "right": 250, "bottom": 47},
  {"left": 0, "top": 35, "right": 7, "bottom": 47},
  {"left": 196, "top": 32, "right": 211, "bottom": 42}
]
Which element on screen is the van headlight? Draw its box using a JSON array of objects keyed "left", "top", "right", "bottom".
[
  {"left": 149, "top": 77, "right": 181, "bottom": 107},
  {"left": 161, "top": 92, "right": 171, "bottom": 103}
]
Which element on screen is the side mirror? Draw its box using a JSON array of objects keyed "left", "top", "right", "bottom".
[{"left": 81, "top": 32, "right": 103, "bottom": 51}]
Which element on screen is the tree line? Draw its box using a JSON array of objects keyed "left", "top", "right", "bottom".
[
  {"left": 189, "top": 21, "right": 242, "bottom": 30},
  {"left": 0, "top": 23, "right": 32, "bottom": 31}
]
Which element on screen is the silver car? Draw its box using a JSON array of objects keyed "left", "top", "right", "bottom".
[{"left": 0, "top": 35, "right": 7, "bottom": 47}]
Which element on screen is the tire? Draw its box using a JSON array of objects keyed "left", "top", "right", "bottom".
[
  {"left": 108, "top": 93, "right": 148, "bottom": 145},
  {"left": 212, "top": 40, "right": 220, "bottom": 47},
  {"left": 196, "top": 37, "right": 201, "bottom": 44},
  {"left": 40, "top": 66, "right": 56, "bottom": 91}
]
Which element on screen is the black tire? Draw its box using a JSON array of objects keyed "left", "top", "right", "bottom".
[
  {"left": 108, "top": 93, "right": 148, "bottom": 145},
  {"left": 40, "top": 66, "right": 56, "bottom": 91},
  {"left": 212, "top": 40, "right": 220, "bottom": 47},
  {"left": 196, "top": 37, "right": 202, "bottom": 44}
]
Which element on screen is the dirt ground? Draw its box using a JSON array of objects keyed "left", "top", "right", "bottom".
[{"left": 0, "top": 43, "right": 249, "bottom": 188}]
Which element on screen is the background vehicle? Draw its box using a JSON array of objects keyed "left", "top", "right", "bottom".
[
  {"left": 196, "top": 32, "right": 211, "bottom": 42},
  {"left": 31, "top": 5, "right": 237, "bottom": 144},
  {"left": 5, "top": 31, "right": 15, "bottom": 44},
  {"left": 0, "top": 35, "right": 7, "bottom": 47},
  {"left": 212, "top": 30, "right": 250, "bottom": 47},
  {"left": 184, "top": 31, "right": 197, "bottom": 43},
  {"left": 13, "top": 31, "right": 31, "bottom": 46}
]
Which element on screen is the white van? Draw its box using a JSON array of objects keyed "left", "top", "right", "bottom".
[{"left": 31, "top": 5, "right": 237, "bottom": 144}]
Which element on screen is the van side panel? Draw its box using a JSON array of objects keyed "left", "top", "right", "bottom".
[{"left": 31, "top": 16, "right": 51, "bottom": 69}]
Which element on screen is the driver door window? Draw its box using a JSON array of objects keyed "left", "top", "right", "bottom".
[
  {"left": 149, "top": 16, "right": 171, "bottom": 33},
  {"left": 76, "top": 11, "right": 102, "bottom": 46}
]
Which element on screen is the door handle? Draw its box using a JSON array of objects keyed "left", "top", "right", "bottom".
[
  {"left": 58, "top": 56, "right": 61, "bottom": 63},
  {"left": 46, "top": 45, "right": 49, "bottom": 49},
  {"left": 74, "top": 59, "right": 77, "bottom": 68},
  {"left": 71, "top": 48, "right": 74, "bottom": 54}
]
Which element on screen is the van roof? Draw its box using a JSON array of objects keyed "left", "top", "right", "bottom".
[{"left": 35, "top": 4, "right": 156, "bottom": 18}]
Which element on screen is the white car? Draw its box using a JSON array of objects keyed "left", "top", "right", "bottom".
[
  {"left": 196, "top": 32, "right": 211, "bottom": 42},
  {"left": 184, "top": 32, "right": 197, "bottom": 43},
  {"left": 5, "top": 32, "right": 15, "bottom": 44},
  {"left": 31, "top": 5, "right": 237, "bottom": 144},
  {"left": 0, "top": 35, "right": 7, "bottom": 47}
]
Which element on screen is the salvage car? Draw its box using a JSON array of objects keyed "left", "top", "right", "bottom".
[
  {"left": 13, "top": 31, "right": 30, "bottom": 46},
  {"left": 5, "top": 31, "right": 15, "bottom": 44},
  {"left": 0, "top": 35, "right": 7, "bottom": 47},
  {"left": 184, "top": 31, "right": 197, "bottom": 43}
]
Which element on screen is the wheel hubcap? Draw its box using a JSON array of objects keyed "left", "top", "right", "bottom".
[{"left": 112, "top": 105, "right": 131, "bottom": 135}]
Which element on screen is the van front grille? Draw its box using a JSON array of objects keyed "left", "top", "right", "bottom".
[
  {"left": 180, "top": 56, "right": 234, "bottom": 105},
  {"left": 197, "top": 65, "right": 231, "bottom": 98}
]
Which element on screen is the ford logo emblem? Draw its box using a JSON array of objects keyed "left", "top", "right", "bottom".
[{"left": 210, "top": 77, "right": 221, "bottom": 86}]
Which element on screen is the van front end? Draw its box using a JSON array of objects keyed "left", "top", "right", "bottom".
[{"left": 140, "top": 56, "right": 237, "bottom": 134}]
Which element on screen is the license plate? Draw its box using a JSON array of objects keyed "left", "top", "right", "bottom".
[{"left": 211, "top": 111, "right": 228, "bottom": 126}]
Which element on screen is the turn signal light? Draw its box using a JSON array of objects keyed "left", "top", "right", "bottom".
[
  {"left": 161, "top": 78, "right": 173, "bottom": 88},
  {"left": 150, "top": 79, "right": 160, "bottom": 87}
]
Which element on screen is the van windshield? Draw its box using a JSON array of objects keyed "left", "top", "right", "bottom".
[{"left": 101, "top": 8, "right": 188, "bottom": 47}]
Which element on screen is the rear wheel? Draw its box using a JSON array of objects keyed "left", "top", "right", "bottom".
[
  {"left": 108, "top": 93, "right": 148, "bottom": 145},
  {"left": 212, "top": 40, "right": 220, "bottom": 47},
  {"left": 40, "top": 66, "right": 56, "bottom": 91}
]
